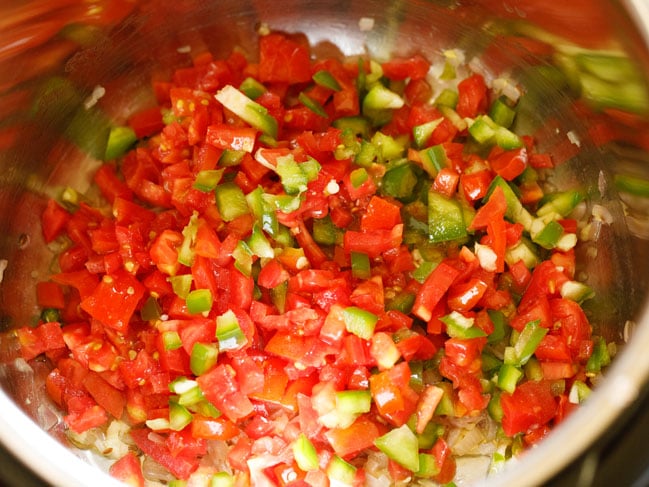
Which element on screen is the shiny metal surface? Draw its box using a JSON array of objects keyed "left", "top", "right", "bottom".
[{"left": 1, "top": 1, "right": 649, "bottom": 486}]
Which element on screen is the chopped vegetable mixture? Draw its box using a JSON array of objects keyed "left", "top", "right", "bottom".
[{"left": 17, "top": 31, "right": 608, "bottom": 486}]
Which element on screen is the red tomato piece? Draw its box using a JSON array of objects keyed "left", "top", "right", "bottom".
[
  {"left": 41, "top": 199, "right": 71, "bottom": 243},
  {"left": 432, "top": 437, "right": 457, "bottom": 484},
  {"left": 128, "top": 106, "right": 164, "bottom": 139},
  {"left": 447, "top": 278, "right": 489, "bottom": 312},
  {"left": 360, "top": 196, "right": 402, "bottom": 231},
  {"left": 36, "top": 281, "right": 66, "bottom": 309},
  {"left": 206, "top": 124, "right": 258, "bottom": 151},
  {"left": 257, "top": 260, "right": 290, "bottom": 289},
  {"left": 130, "top": 428, "right": 199, "bottom": 480},
  {"left": 433, "top": 168, "right": 460, "bottom": 198},
  {"left": 343, "top": 225, "right": 403, "bottom": 259},
  {"left": 196, "top": 364, "right": 254, "bottom": 422},
  {"left": 381, "top": 54, "right": 431, "bottom": 81},
  {"left": 455, "top": 73, "right": 488, "bottom": 118},
  {"left": 109, "top": 452, "right": 145, "bottom": 487},
  {"left": 469, "top": 185, "right": 507, "bottom": 231},
  {"left": 16, "top": 321, "right": 66, "bottom": 361},
  {"left": 500, "top": 380, "right": 558, "bottom": 437},
  {"left": 93, "top": 164, "right": 133, "bottom": 204},
  {"left": 489, "top": 147, "right": 528, "bottom": 181},
  {"left": 83, "top": 371, "right": 126, "bottom": 420},
  {"left": 191, "top": 415, "right": 240, "bottom": 441},
  {"left": 80, "top": 270, "right": 145, "bottom": 333},
  {"left": 258, "top": 33, "right": 312, "bottom": 84},
  {"left": 324, "top": 416, "right": 382, "bottom": 458},
  {"left": 404, "top": 78, "right": 433, "bottom": 105},
  {"left": 412, "top": 261, "right": 461, "bottom": 322},
  {"left": 460, "top": 169, "right": 493, "bottom": 202}
]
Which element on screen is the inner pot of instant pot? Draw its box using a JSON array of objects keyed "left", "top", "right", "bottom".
[{"left": 1, "top": 1, "right": 649, "bottom": 486}]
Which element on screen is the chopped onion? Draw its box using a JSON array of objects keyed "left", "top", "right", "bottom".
[
  {"left": 142, "top": 455, "right": 176, "bottom": 483},
  {"left": 358, "top": 17, "right": 375, "bottom": 32}
]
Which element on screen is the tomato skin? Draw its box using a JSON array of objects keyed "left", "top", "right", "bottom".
[
  {"left": 551, "top": 298, "right": 593, "bottom": 362},
  {"left": 460, "top": 169, "right": 494, "bottom": 202},
  {"left": 433, "top": 168, "right": 460, "bottom": 198},
  {"left": 65, "top": 398, "right": 108, "bottom": 434},
  {"left": 257, "top": 259, "right": 290, "bottom": 289},
  {"left": 206, "top": 124, "right": 258, "bottom": 151},
  {"left": 229, "top": 265, "right": 255, "bottom": 311},
  {"left": 369, "top": 362, "right": 418, "bottom": 426}
]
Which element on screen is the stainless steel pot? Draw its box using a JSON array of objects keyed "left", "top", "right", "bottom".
[{"left": 1, "top": 1, "right": 649, "bottom": 486}]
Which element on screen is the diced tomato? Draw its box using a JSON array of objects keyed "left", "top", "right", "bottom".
[
  {"left": 128, "top": 106, "right": 164, "bottom": 139},
  {"left": 191, "top": 415, "right": 240, "bottom": 441},
  {"left": 65, "top": 398, "right": 108, "bottom": 434},
  {"left": 79, "top": 270, "right": 145, "bottom": 333},
  {"left": 369, "top": 362, "right": 418, "bottom": 426},
  {"left": 324, "top": 416, "right": 382, "bottom": 458},
  {"left": 447, "top": 278, "right": 489, "bottom": 312},
  {"left": 412, "top": 261, "right": 461, "bottom": 322},
  {"left": 196, "top": 364, "right": 254, "bottom": 422},
  {"left": 432, "top": 437, "right": 457, "bottom": 484},
  {"left": 41, "top": 199, "right": 71, "bottom": 243},
  {"left": 16, "top": 321, "right": 66, "bottom": 361},
  {"left": 257, "top": 259, "right": 290, "bottom": 289},
  {"left": 404, "top": 78, "right": 433, "bottom": 105},
  {"left": 36, "top": 281, "right": 66, "bottom": 309},
  {"left": 381, "top": 54, "right": 430, "bottom": 81},
  {"left": 109, "top": 452, "right": 145, "bottom": 487},
  {"left": 551, "top": 298, "right": 593, "bottom": 362},
  {"left": 83, "top": 371, "right": 126, "bottom": 420},
  {"left": 460, "top": 169, "right": 493, "bottom": 202},
  {"left": 540, "top": 361, "right": 576, "bottom": 380},
  {"left": 433, "top": 168, "right": 460, "bottom": 198},
  {"left": 206, "top": 124, "right": 258, "bottom": 151},
  {"left": 489, "top": 147, "right": 528, "bottom": 181},
  {"left": 130, "top": 428, "right": 199, "bottom": 480},
  {"left": 469, "top": 186, "right": 507, "bottom": 231},
  {"left": 343, "top": 225, "right": 403, "bottom": 259},
  {"left": 455, "top": 73, "right": 488, "bottom": 118},
  {"left": 360, "top": 196, "right": 402, "bottom": 231},
  {"left": 500, "top": 380, "right": 558, "bottom": 437},
  {"left": 258, "top": 33, "right": 312, "bottom": 84}
]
